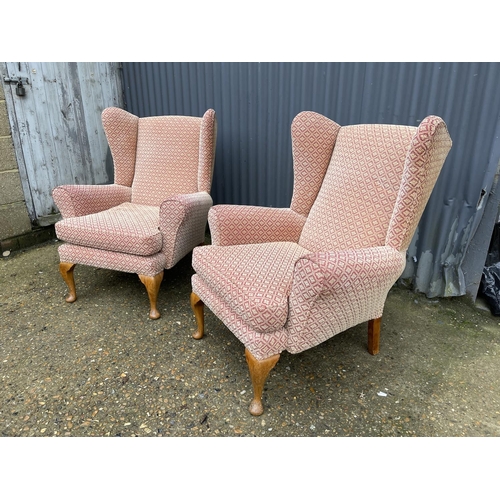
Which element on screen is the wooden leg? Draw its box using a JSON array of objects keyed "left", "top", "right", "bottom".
[
  {"left": 245, "top": 348, "right": 280, "bottom": 416},
  {"left": 368, "top": 317, "right": 382, "bottom": 355},
  {"left": 59, "top": 262, "right": 77, "bottom": 303},
  {"left": 138, "top": 272, "right": 164, "bottom": 320},
  {"left": 190, "top": 292, "right": 204, "bottom": 339}
]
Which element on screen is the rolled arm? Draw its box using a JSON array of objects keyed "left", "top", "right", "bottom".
[
  {"left": 292, "top": 246, "right": 407, "bottom": 297},
  {"left": 208, "top": 205, "right": 307, "bottom": 246},
  {"left": 52, "top": 184, "right": 132, "bottom": 218},
  {"left": 286, "top": 246, "right": 407, "bottom": 352},
  {"left": 159, "top": 191, "right": 213, "bottom": 268}
]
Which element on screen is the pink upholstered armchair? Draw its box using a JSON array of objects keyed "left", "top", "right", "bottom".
[
  {"left": 190, "top": 111, "right": 452, "bottom": 415},
  {"left": 53, "top": 107, "right": 217, "bottom": 319}
]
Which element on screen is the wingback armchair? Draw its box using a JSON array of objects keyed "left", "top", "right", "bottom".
[
  {"left": 53, "top": 107, "right": 217, "bottom": 319},
  {"left": 190, "top": 111, "right": 452, "bottom": 415}
]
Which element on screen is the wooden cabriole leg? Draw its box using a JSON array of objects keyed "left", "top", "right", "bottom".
[
  {"left": 367, "top": 317, "right": 382, "bottom": 355},
  {"left": 59, "top": 262, "right": 77, "bottom": 303},
  {"left": 245, "top": 348, "right": 280, "bottom": 416},
  {"left": 138, "top": 272, "right": 164, "bottom": 320},
  {"left": 190, "top": 292, "right": 204, "bottom": 340}
]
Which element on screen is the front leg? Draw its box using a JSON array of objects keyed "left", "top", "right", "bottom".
[
  {"left": 138, "top": 272, "right": 164, "bottom": 320},
  {"left": 245, "top": 348, "right": 280, "bottom": 416},
  {"left": 59, "top": 262, "right": 77, "bottom": 303},
  {"left": 190, "top": 292, "right": 204, "bottom": 339}
]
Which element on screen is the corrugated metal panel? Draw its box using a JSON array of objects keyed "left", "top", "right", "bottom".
[
  {"left": 388, "top": 63, "right": 500, "bottom": 298},
  {"left": 122, "top": 62, "right": 369, "bottom": 206},
  {"left": 121, "top": 62, "right": 500, "bottom": 298}
]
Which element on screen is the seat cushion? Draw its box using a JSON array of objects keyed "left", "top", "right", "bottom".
[
  {"left": 55, "top": 202, "right": 162, "bottom": 256},
  {"left": 192, "top": 242, "right": 310, "bottom": 334}
]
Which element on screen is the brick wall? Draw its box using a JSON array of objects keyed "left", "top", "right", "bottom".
[{"left": 0, "top": 83, "right": 35, "bottom": 250}]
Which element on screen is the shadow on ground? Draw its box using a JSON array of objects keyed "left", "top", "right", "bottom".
[{"left": 1, "top": 239, "right": 500, "bottom": 437}]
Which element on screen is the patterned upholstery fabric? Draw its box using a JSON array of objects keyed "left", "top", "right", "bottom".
[
  {"left": 386, "top": 116, "right": 453, "bottom": 251},
  {"left": 55, "top": 203, "right": 162, "bottom": 256},
  {"left": 299, "top": 124, "right": 416, "bottom": 252},
  {"left": 132, "top": 116, "right": 201, "bottom": 205},
  {"left": 160, "top": 192, "right": 214, "bottom": 268},
  {"left": 286, "top": 247, "right": 406, "bottom": 355},
  {"left": 58, "top": 243, "right": 166, "bottom": 276},
  {"left": 192, "top": 274, "right": 290, "bottom": 359},
  {"left": 289, "top": 111, "right": 341, "bottom": 217},
  {"left": 194, "top": 246, "right": 405, "bottom": 360},
  {"left": 208, "top": 206, "right": 307, "bottom": 246},
  {"left": 52, "top": 184, "right": 132, "bottom": 218},
  {"left": 53, "top": 107, "right": 217, "bottom": 278},
  {"left": 192, "top": 112, "right": 452, "bottom": 360},
  {"left": 102, "top": 108, "right": 139, "bottom": 187},
  {"left": 192, "top": 242, "right": 310, "bottom": 334},
  {"left": 198, "top": 110, "right": 217, "bottom": 193}
]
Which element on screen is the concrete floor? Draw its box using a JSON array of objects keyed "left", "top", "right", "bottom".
[{"left": 1, "top": 239, "right": 500, "bottom": 438}]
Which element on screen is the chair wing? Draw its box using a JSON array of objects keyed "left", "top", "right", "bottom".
[
  {"left": 102, "top": 107, "right": 139, "bottom": 187},
  {"left": 386, "top": 116, "right": 452, "bottom": 251}
]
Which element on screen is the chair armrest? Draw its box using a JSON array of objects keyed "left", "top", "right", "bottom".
[
  {"left": 286, "top": 246, "right": 407, "bottom": 351},
  {"left": 208, "top": 205, "right": 307, "bottom": 246},
  {"left": 52, "top": 184, "right": 132, "bottom": 218},
  {"left": 292, "top": 246, "right": 407, "bottom": 296},
  {"left": 159, "top": 192, "right": 213, "bottom": 268}
]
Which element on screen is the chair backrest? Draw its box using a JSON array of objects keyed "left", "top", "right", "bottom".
[
  {"left": 297, "top": 114, "right": 452, "bottom": 253},
  {"left": 102, "top": 108, "right": 216, "bottom": 206}
]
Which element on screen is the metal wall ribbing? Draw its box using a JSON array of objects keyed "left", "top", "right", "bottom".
[{"left": 121, "top": 62, "right": 500, "bottom": 299}]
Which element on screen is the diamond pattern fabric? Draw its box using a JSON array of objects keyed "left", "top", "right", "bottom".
[
  {"left": 58, "top": 243, "right": 166, "bottom": 276},
  {"left": 55, "top": 203, "right": 161, "bottom": 256},
  {"left": 132, "top": 116, "right": 202, "bottom": 206},
  {"left": 208, "top": 206, "right": 307, "bottom": 246},
  {"left": 290, "top": 111, "right": 341, "bottom": 217},
  {"left": 191, "top": 112, "right": 452, "bottom": 361},
  {"left": 386, "top": 116, "right": 453, "bottom": 251},
  {"left": 160, "top": 192, "right": 213, "bottom": 268},
  {"left": 198, "top": 109, "right": 217, "bottom": 193},
  {"left": 299, "top": 124, "right": 416, "bottom": 252},
  {"left": 192, "top": 274, "right": 290, "bottom": 359},
  {"left": 53, "top": 107, "right": 216, "bottom": 293},
  {"left": 192, "top": 242, "right": 311, "bottom": 333},
  {"left": 52, "top": 184, "right": 132, "bottom": 219},
  {"left": 102, "top": 108, "right": 138, "bottom": 187},
  {"left": 286, "top": 247, "right": 406, "bottom": 354}
]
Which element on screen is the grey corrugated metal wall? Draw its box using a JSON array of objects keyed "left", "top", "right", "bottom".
[{"left": 121, "top": 62, "right": 500, "bottom": 299}]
